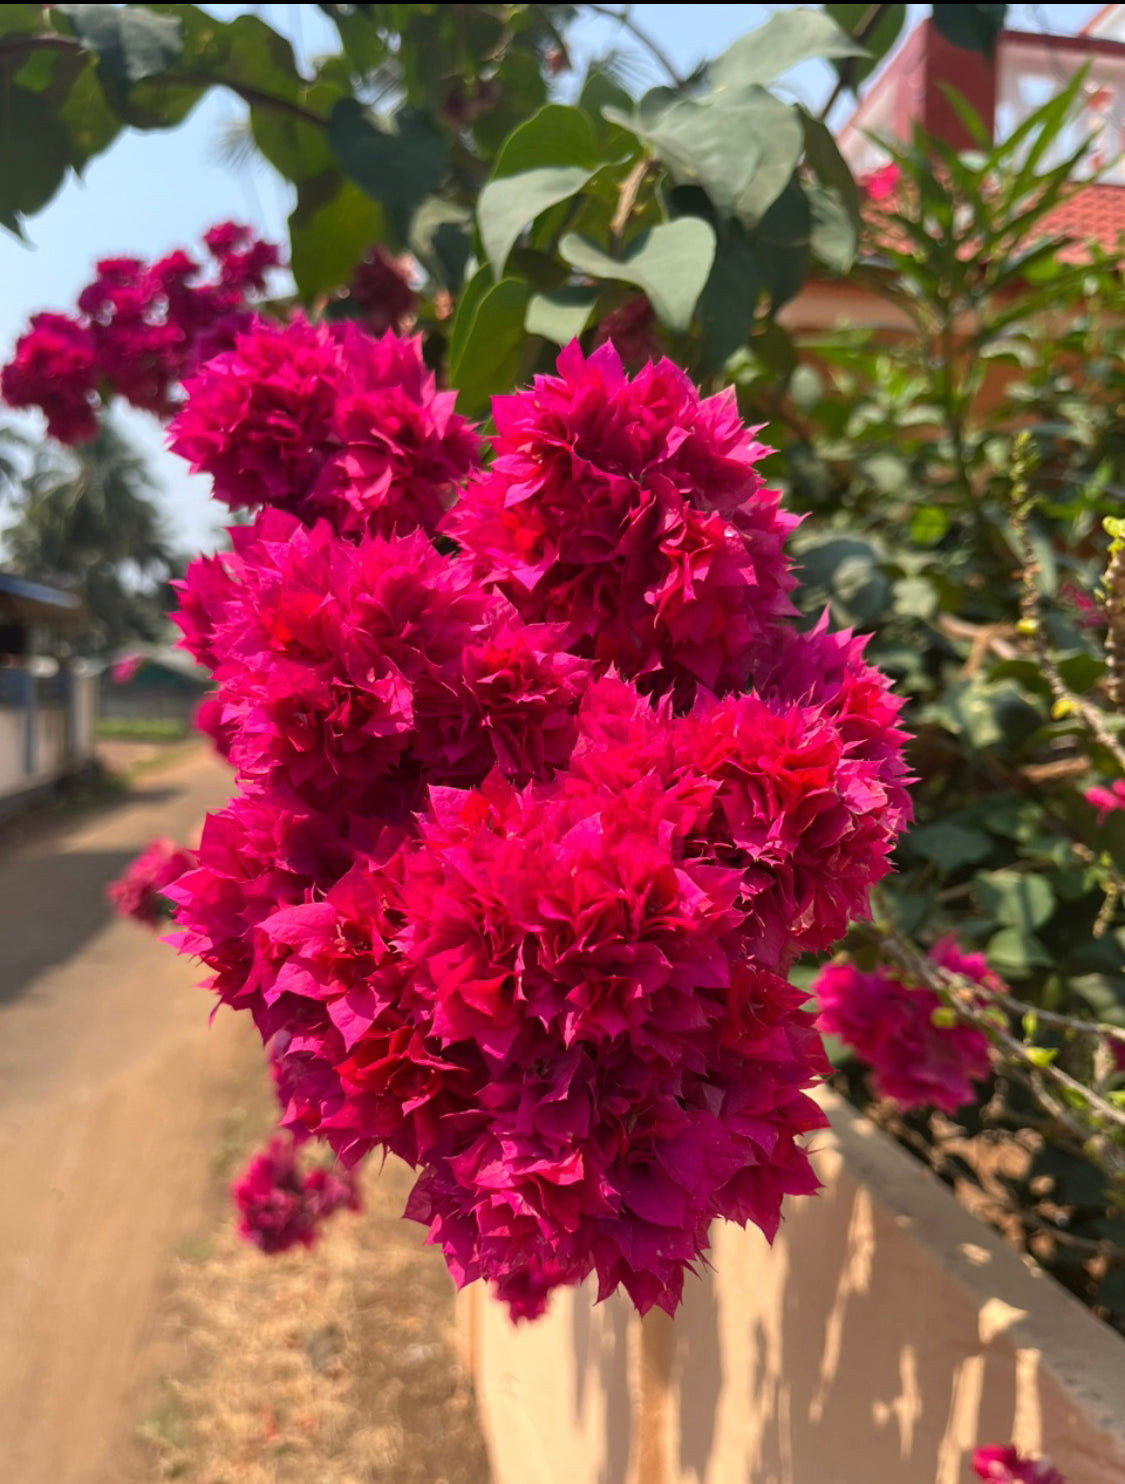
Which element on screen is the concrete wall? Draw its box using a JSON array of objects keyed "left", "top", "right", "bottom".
[
  {"left": 0, "top": 670, "right": 98, "bottom": 807},
  {"left": 460, "top": 1091, "right": 1125, "bottom": 1484}
]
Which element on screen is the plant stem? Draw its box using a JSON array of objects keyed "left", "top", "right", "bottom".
[{"left": 817, "top": 3, "right": 892, "bottom": 123}]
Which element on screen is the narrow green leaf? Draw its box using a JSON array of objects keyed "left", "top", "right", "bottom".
[{"left": 289, "top": 173, "right": 383, "bottom": 299}]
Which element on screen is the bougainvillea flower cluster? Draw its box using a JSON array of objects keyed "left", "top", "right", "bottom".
[
  {"left": 2, "top": 223, "right": 278, "bottom": 443},
  {"left": 107, "top": 837, "right": 196, "bottom": 929},
  {"left": 232, "top": 1135, "right": 360, "bottom": 1254},
  {"left": 813, "top": 938, "right": 995, "bottom": 1114},
  {"left": 348, "top": 245, "right": 417, "bottom": 335},
  {"left": 973, "top": 1445, "right": 1066, "bottom": 1484},
  {"left": 167, "top": 329, "right": 912, "bottom": 1318},
  {"left": 170, "top": 317, "right": 479, "bottom": 538}
]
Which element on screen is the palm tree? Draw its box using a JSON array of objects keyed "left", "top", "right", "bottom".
[{"left": 2, "top": 418, "right": 179, "bottom": 654}]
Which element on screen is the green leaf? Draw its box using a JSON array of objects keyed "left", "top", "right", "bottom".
[
  {"left": 987, "top": 927, "right": 1051, "bottom": 976},
  {"left": 800, "top": 108, "right": 860, "bottom": 218},
  {"left": 932, "top": 4, "right": 1007, "bottom": 56},
  {"left": 561, "top": 217, "right": 716, "bottom": 334},
  {"left": 807, "top": 180, "right": 857, "bottom": 274},
  {"left": 489, "top": 102, "right": 599, "bottom": 177},
  {"left": 793, "top": 533, "right": 890, "bottom": 626},
  {"left": 409, "top": 198, "right": 472, "bottom": 294},
  {"left": 289, "top": 173, "right": 384, "bottom": 299},
  {"left": 478, "top": 105, "right": 603, "bottom": 278},
  {"left": 1024, "top": 1046, "right": 1057, "bottom": 1068},
  {"left": 708, "top": 10, "right": 866, "bottom": 90},
  {"left": 975, "top": 870, "right": 1056, "bottom": 931},
  {"left": 480, "top": 165, "right": 595, "bottom": 279},
  {"left": 0, "top": 84, "right": 70, "bottom": 226},
  {"left": 448, "top": 278, "right": 532, "bottom": 417},
  {"left": 696, "top": 223, "right": 759, "bottom": 370},
  {"left": 56, "top": 3, "right": 182, "bottom": 83},
  {"left": 824, "top": 4, "right": 907, "bottom": 84},
  {"left": 909, "top": 822, "right": 993, "bottom": 874},
  {"left": 526, "top": 287, "right": 598, "bottom": 345},
  {"left": 910, "top": 505, "right": 951, "bottom": 546},
  {"left": 447, "top": 266, "right": 494, "bottom": 375},
  {"left": 328, "top": 99, "right": 447, "bottom": 238},
  {"left": 613, "top": 86, "right": 801, "bottom": 230}
]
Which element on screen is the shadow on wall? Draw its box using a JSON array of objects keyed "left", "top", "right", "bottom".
[{"left": 734, "top": 1173, "right": 1022, "bottom": 1484}]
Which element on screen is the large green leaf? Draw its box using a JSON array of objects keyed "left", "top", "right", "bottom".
[
  {"left": 561, "top": 217, "right": 716, "bottom": 334},
  {"left": 481, "top": 165, "right": 596, "bottom": 279},
  {"left": 708, "top": 9, "right": 865, "bottom": 90},
  {"left": 328, "top": 98, "right": 447, "bottom": 237},
  {"left": 478, "top": 105, "right": 601, "bottom": 276},
  {"left": 448, "top": 278, "right": 532, "bottom": 416},
  {"left": 289, "top": 173, "right": 384, "bottom": 299},
  {"left": 613, "top": 85, "right": 802, "bottom": 232},
  {"left": 55, "top": 4, "right": 182, "bottom": 84},
  {"left": 489, "top": 102, "right": 599, "bottom": 178},
  {"left": 0, "top": 84, "right": 70, "bottom": 231}
]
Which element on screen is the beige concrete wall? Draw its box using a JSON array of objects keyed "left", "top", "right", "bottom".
[
  {"left": 460, "top": 1091, "right": 1125, "bottom": 1484},
  {"left": 0, "top": 708, "right": 27, "bottom": 798}
]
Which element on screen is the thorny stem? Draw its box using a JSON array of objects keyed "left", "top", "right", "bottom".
[
  {"left": 1102, "top": 527, "right": 1125, "bottom": 712},
  {"left": 584, "top": 4, "right": 689, "bottom": 89},
  {"left": 860, "top": 922, "right": 1125, "bottom": 1165},
  {"left": 1010, "top": 436, "right": 1125, "bottom": 777}
]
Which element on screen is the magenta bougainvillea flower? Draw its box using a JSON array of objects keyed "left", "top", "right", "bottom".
[
  {"left": 170, "top": 318, "right": 479, "bottom": 536},
  {"left": 973, "top": 1444, "right": 1066, "bottom": 1484},
  {"left": 1085, "top": 778, "right": 1125, "bottom": 824},
  {"left": 2, "top": 225, "right": 278, "bottom": 441},
  {"left": 107, "top": 837, "right": 196, "bottom": 929},
  {"left": 860, "top": 162, "right": 901, "bottom": 202},
  {"left": 166, "top": 329, "right": 913, "bottom": 1318},
  {"left": 232, "top": 1135, "right": 360, "bottom": 1254},
  {"left": 813, "top": 938, "right": 995, "bottom": 1114}
]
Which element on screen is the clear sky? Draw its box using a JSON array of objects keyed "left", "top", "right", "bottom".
[{"left": 0, "top": 3, "right": 1102, "bottom": 557}]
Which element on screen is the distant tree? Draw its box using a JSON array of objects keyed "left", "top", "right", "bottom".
[{"left": 2, "top": 418, "right": 178, "bottom": 653}]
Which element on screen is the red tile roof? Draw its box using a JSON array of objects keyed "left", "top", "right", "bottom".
[{"left": 1039, "top": 184, "right": 1125, "bottom": 261}]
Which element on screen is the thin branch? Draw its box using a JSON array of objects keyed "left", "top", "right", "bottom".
[
  {"left": 0, "top": 34, "right": 329, "bottom": 130},
  {"left": 584, "top": 5, "right": 687, "bottom": 89},
  {"left": 818, "top": 3, "right": 892, "bottom": 123}
]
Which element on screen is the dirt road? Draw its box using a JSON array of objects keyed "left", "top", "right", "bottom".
[{"left": 0, "top": 746, "right": 260, "bottom": 1484}]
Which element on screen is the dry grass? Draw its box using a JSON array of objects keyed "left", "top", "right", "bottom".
[{"left": 130, "top": 1141, "right": 491, "bottom": 1484}]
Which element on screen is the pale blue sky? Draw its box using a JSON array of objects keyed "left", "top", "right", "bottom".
[{"left": 0, "top": 3, "right": 1102, "bottom": 555}]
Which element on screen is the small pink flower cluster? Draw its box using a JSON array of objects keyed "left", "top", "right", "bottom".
[
  {"left": 106, "top": 837, "right": 196, "bottom": 929},
  {"left": 232, "top": 1135, "right": 360, "bottom": 1255},
  {"left": 168, "top": 330, "right": 912, "bottom": 1318},
  {"left": 2, "top": 223, "right": 279, "bottom": 444},
  {"left": 813, "top": 938, "right": 995, "bottom": 1114},
  {"left": 974, "top": 1445, "right": 1066, "bottom": 1484}
]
